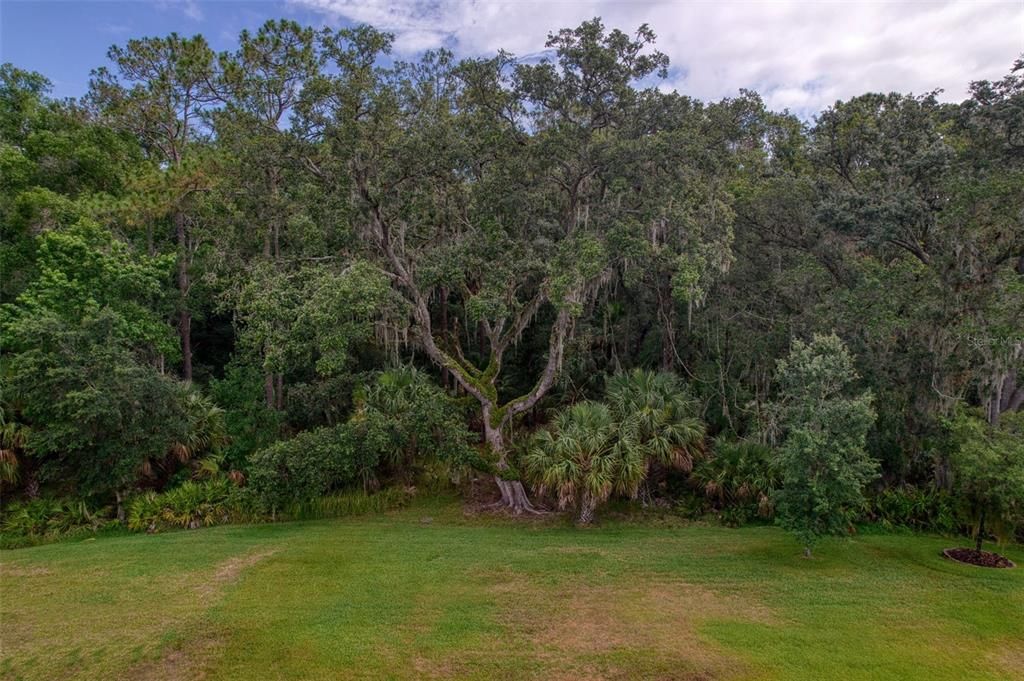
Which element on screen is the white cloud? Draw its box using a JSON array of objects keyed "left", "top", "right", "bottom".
[
  {"left": 101, "top": 23, "right": 132, "bottom": 35},
  {"left": 156, "top": 0, "right": 204, "bottom": 22},
  {"left": 183, "top": 1, "right": 204, "bottom": 22},
  {"left": 290, "top": 0, "right": 1024, "bottom": 115}
]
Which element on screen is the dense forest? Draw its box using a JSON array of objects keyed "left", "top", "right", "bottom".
[{"left": 1, "top": 19, "right": 1022, "bottom": 553}]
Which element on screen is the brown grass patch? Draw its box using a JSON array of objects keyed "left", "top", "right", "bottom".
[
  {"left": 122, "top": 548, "right": 278, "bottom": 681},
  {"left": 490, "top": 577, "right": 774, "bottom": 680},
  {"left": 990, "top": 641, "right": 1024, "bottom": 678},
  {"left": 410, "top": 654, "right": 461, "bottom": 679},
  {"left": 120, "top": 630, "right": 225, "bottom": 681},
  {"left": 197, "top": 548, "right": 277, "bottom": 604},
  {"left": 1, "top": 565, "right": 53, "bottom": 577}
]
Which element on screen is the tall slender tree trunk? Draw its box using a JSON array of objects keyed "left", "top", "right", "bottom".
[
  {"left": 264, "top": 171, "right": 283, "bottom": 407},
  {"left": 661, "top": 329, "right": 674, "bottom": 370},
  {"left": 657, "top": 286, "right": 676, "bottom": 371},
  {"left": 175, "top": 209, "right": 192, "bottom": 382},
  {"left": 264, "top": 371, "right": 275, "bottom": 410},
  {"left": 975, "top": 507, "right": 986, "bottom": 553}
]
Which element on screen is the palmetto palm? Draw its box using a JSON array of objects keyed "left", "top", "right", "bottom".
[
  {"left": 691, "top": 439, "right": 778, "bottom": 521},
  {"left": 353, "top": 367, "right": 425, "bottom": 470},
  {"left": 525, "top": 402, "right": 645, "bottom": 524},
  {"left": 526, "top": 370, "right": 706, "bottom": 523},
  {"left": 165, "top": 392, "right": 228, "bottom": 463},
  {"left": 164, "top": 392, "right": 229, "bottom": 478},
  {"left": 605, "top": 369, "right": 705, "bottom": 472},
  {"left": 349, "top": 366, "right": 475, "bottom": 483},
  {"left": 0, "top": 405, "right": 30, "bottom": 485}
]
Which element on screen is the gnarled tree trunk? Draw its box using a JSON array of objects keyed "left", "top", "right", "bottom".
[{"left": 483, "top": 408, "right": 539, "bottom": 514}]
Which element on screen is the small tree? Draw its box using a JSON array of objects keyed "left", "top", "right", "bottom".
[
  {"left": 772, "top": 334, "right": 877, "bottom": 557},
  {"left": 946, "top": 409, "right": 1024, "bottom": 551}
]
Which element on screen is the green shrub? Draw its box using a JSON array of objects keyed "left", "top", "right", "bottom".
[
  {"left": 1, "top": 497, "right": 112, "bottom": 545},
  {"left": 284, "top": 487, "right": 411, "bottom": 521},
  {"left": 690, "top": 439, "right": 778, "bottom": 526},
  {"left": 247, "top": 425, "right": 377, "bottom": 512},
  {"left": 209, "top": 362, "right": 283, "bottom": 472},
  {"left": 945, "top": 409, "right": 1024, "bottom": 549},
  {"left": 125, "top": 479, "right": 250, "bottom": 532},
  {"left": 865, "top": 485, "right": 958, "bottom": 534},
  {"left": 353, "top": 366, "right": 478, "bottom": 481}
]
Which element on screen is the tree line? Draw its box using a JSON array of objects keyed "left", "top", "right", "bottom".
[{"left": 1, "top": 19, "right": 1022, "bottom": 553}]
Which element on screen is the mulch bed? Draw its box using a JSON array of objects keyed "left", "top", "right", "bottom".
[{"left": 942, "top": 547, "right": 1016, "bottom": 568}]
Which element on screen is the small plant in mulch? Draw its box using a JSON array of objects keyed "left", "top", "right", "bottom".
[
  {"left": 942, "top": 547, "right": 1016, "bottom": 569},
  {"left": 942, "top": 410, "right": 1023, "bottom": 570}
]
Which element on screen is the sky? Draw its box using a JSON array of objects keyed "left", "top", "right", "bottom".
[{"left": 1, "top": 0, "right": 1022, "bottom": 117}]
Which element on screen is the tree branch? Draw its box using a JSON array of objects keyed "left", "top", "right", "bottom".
[{"left": 503, "top": 305, "right": 573, "bottom": 424}]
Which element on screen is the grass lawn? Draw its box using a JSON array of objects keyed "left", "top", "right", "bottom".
[{"left": 1, "top": 498, "right": 1022, "bottom": 680}]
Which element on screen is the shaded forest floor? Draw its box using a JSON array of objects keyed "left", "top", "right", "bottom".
[{"left": 2, "top": 497, "right": 1022, "bottom": 680}]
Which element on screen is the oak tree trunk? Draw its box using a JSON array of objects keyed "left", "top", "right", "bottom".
[
  {"left": 439, "top": 287, "right": 450, "bottom": 390},
  {"left": 484, "top": 413, "right": 538, "bottom": 514}
]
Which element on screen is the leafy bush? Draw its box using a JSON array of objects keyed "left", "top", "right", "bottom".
[
  {"left": 691, "top": 439, "right": 778, "bottom": 525},
  {"left": 1, "top": 497, "right": 112, "bottom": 546},
  {"left": 945, "top": 409, "right": 1024, "bottom": 550},
  {"left": 209, "top": 362, "right": 282, "bottom": 472},
  {"left": 353, "top": 366, "right": 478, "bottom": 480},
  {"left": 865, "top": 485, "right": 958, "bottom": 534},
  {"left": 247, "top": 425, "right": 376, "bottom": 512},
  {"left": 284, "top": 487, "right": 411, "bottom": 521},
  {"left": 0, "top": 410, "right": 29, "bottom": 484},
  {"left": 125, "top": 479, "right": 250, "bottom": 532}
]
